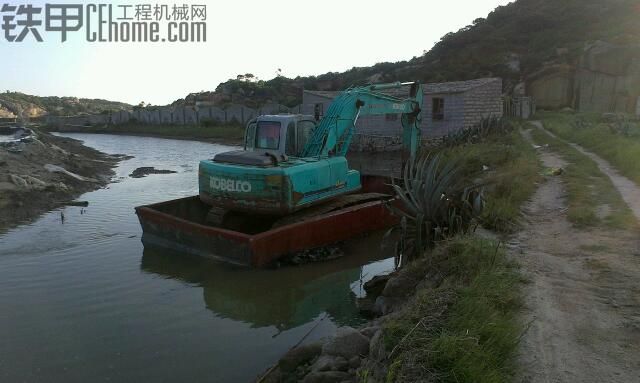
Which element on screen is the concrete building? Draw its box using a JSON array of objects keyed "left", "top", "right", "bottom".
[{"left": 302, "top": 77, "right": 503, "bottom": 141}]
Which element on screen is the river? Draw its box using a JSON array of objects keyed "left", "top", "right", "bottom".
[{"left": 0, "top": 134, "right": 394, "bottom": 383}]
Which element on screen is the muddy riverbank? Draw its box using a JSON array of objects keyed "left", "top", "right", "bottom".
[{"left": 0, "top": 128, "right": 120, "bottom": 232}]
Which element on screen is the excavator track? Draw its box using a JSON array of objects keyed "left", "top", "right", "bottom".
[{"left": 272, "top": 192, "right": 391, "bottom": 228}]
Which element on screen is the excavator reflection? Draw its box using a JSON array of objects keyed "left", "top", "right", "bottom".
[{"left": 140, "top": 236, "right": 390, "bottom": 331}]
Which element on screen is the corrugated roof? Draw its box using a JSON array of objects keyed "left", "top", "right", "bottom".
[{"left": 303, "top": 78, "right": 501, "bottom": 98}]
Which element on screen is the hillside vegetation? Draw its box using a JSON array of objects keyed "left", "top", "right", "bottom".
[
  {"left": 174, "top": 0, "right": 640, "bottom": 108},
  {"left": 0, "top": 92, "right": 131, "bottom": 118}
]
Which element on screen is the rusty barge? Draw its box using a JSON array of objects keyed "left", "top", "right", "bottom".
[{"left": 135, "top": 176, "right": 399, "bottom": 267}]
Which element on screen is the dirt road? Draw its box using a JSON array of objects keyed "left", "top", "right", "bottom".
[{"left": 515, "top": 124, "right": 640, "bottom": 383}]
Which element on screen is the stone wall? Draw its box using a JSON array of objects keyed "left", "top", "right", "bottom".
[
  {"left": 525, "top": 41, "right": 640, "bottom": 115},
  {"left": 463, "top": 78, "right": 503, "bottom": 127},
  {"left": 527, "top": 65, "right": 574, "bottom": 109},
  {"left": 575, "top": 42, "right": 640, "bottom": 113},
  {"left": 44, "top": 103, "right": 305, "bottom": 128}
]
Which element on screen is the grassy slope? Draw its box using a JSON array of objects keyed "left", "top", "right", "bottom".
[
  {"left": 529, "top": 122, "right": 636, "bottom": 229},
  {"left": 381, "top": 237, "right": 522, "bottom": 383},
  {"left": 539, "top": 111, "right": 640, "bottom": 185},
  {"left": 438, "top": 123, "right": 541, "bottom": 233},
  {"left": 0, "top": 92, "right": 131, "bottom": 116},
  {"left": 365, "top": 122, "right": 541, "bottom": 382}
]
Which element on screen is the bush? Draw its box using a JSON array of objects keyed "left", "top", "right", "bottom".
[{"left": 386, "top": 154, "right": 484, "bottom": 266}]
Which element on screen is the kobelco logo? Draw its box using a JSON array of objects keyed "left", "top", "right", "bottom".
[{"left": 210, "top": 177, "right": 252, "bottom": 193}]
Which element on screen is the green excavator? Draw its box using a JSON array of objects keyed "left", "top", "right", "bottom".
[{"left": 198, "top": 81, "right": 423, "bottom": 224}]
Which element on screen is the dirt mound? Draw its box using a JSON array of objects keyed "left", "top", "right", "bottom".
[{"left": 0, "top": 128, "right": 120, "bottom": 232}]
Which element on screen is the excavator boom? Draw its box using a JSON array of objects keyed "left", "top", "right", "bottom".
[{"left": 302, "top": 81, "right": 422, "bottom": 160}]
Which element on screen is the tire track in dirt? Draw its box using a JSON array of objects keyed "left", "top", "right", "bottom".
[
  {"left": 531, "top": 120, "right": 640, "bottom": 221},
  {"left": 514, "top": 126, "right": 640, "bottom": 383}
]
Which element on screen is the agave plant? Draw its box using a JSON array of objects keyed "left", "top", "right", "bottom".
[
  {"left": 385, "top": 153, "right": 485, "bottom": 267},
  {"left": 442, "top": 116, "right": 510, "bottom": 147}
]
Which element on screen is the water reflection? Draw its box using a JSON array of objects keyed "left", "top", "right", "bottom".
[{"left": 140, "top": 236, "right": 392, "bottom": 331}]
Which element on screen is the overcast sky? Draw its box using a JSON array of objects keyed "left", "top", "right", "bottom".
[{"left": 0, "top": 0, "right": 512, "bottom": 105}]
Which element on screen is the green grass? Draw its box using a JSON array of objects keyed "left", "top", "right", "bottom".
[
  {"left": 41, "top": 122, "right": 245, "bottom": 143},
  {"left": 381, "top": 236, "right": 522, "bottom": 383},
  {"left": 528, "top": 124, "right": 636, "bottom": 229},
  {"left": 538, "top": 111, "right": 640, "bottom": 185},
  {"left": 437, "top": 123, "right": 542, "bottom": 233}
]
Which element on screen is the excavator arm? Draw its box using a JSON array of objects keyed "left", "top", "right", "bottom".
[{"left": 302, "top": 81, "right": 423, "bottom": 160}]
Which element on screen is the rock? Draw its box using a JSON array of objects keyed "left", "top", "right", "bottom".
[
  {"left": 9, "top": 174, "right": 28, "bottom": 189},
  {"left": 44, "top": 164, "right": 98, "bottom": 182},
  {"left": 280, "top": 245, "right": 345, "bottom": 265},
  {"left": 369, "top": 330, "right": 386, "bottom": 362},
  {"left": 65, "top": 200, "right": 89, "bottom": 207},
  {"left": 302, "top": 371, "right": 350, "bottom": 383},
  {"left": 9, "top": 174, "right": 48, "bottom": 191},
  {"left": 22, "top": 175, "right": 47, "bottom": 191},
  {"left": 278, "top": 342, "right": 323, "bottom": 372},
  {"left": 348, "top": 356, "right": 361, "bottom": 369},
  {"left": 356, "top": 297, "right": 376, "bottom": 318},
  {"left": 322, "top": 327, "right": 370, "bottom": 359},
  {"left": 381, "top": 268, "right": 424, "bottom": 298},
  {"left": 363, "top": 274, "right": 391, "bottom": 297},
  {"left": 373, "top": 296, "right": 404, "bottom": 316},
  {"left": 257, "top": 367, "right": 282, "bottom": 383},
  {"left": 359, "top": 326, "right": 380, "bottom": 339},
  {"left": 602, "top": 112, "right": 619, "bottom": 122},
  {"left": 6, "top": 142, "right": 24, "bottom": 153},
  {"left": 513, "top": 81, "right": 526, "bottom": 97},
  {"left": 54, "top": 182, "right": 69, "bottom": 191},
  {"left": 129, "top": 166, "right": 177, "bottom": 178},
  {"left": 310, "top": 355, "right": 348, "bottom": 372}
]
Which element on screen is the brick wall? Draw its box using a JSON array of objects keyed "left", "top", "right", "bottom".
[
  {"left": 423, "top": 93, "right": 465, "bottom": 138},
  {"left": 462, "top": 79, "right": 503, "bottom": 127}
]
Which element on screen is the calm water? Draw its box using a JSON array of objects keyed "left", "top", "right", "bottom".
[{"left": 0, "top": 134, "right": 394, "bottom": 383}]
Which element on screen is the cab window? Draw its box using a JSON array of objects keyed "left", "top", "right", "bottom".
[
  {"left": 245, "top": 121, "right": 256, "bottom": 149},
  {"left": 285, "top": 122, "right": 296, "bottom": 155},
  {"left": 255, "top": 121, "right": 281, "bottom": 150},
  {"left": 297, "top": 120, "right": 315, "bottom": 154}
]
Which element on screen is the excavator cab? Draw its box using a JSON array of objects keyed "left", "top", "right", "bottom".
[
  {"left": 245, "top": 115, "right": 316, "bottom": 157},
  {"left": 214, "top": 115, "right": 316, "bottom": 167}
]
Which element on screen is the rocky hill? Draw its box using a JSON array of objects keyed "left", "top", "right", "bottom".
[
  {"left": 173, "top": 0, "right": 640, "bottom": 110},
  {"left": 0, "top": 92, "right": 132, "bottom": 119}
]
